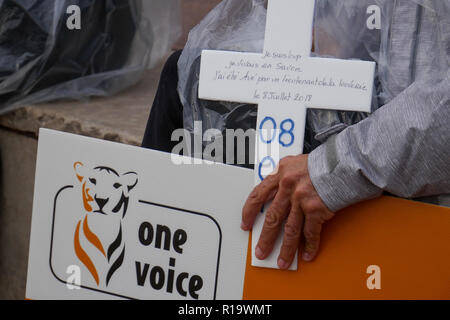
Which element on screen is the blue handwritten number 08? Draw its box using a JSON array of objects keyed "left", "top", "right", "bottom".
[{"left": 258, "top": 116, "right": 295, "bottom": 181}]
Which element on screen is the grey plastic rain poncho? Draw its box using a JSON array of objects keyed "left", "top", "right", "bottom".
[{"left": 178, "top": 0, "right": 450, "bottom": 210}]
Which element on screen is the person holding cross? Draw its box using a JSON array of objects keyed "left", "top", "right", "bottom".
[{"left": 142, "top": 0, "right": 450, "bottom": 270}]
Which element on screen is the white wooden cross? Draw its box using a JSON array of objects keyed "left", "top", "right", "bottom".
[{"left": 198, "top": 0, "right": 375, "bottom": 270}]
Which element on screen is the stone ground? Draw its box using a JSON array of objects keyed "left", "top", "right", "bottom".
[{"left": 0, "top": 0, "right": 220, "bottom": 299}]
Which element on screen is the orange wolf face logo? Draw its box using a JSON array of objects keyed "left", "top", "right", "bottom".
[{"left": 73, "top": 162, "right": 138, "bottom": 286}]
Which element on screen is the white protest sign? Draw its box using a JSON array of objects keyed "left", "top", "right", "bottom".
[
  {"left": 199, "top": 0, "right": 375, "bottom": 270},
  {"left": 26, "top": 129, "right": 252, "bottom": 300}
]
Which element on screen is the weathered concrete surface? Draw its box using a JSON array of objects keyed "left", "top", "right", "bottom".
[
  {"left": 0, "top": 60, "right": 165, "bottom": 146},
  {"left": 0, "top": 129, "right": 37, "bottom": 299}
]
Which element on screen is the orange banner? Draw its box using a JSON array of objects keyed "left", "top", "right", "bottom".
[{"left": 243, "top": 196, "right": 450, "bottom": 299}]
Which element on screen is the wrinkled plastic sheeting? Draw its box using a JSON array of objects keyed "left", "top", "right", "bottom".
[
  {"left": 177, "top": 0, "right": 266, "bottom": 147},
  {"left": 144, "top": 0, "right": 182, "bottom": 69},
  {"left": 377, "top": 0, "right": 450, "bottom": 104},
  {"left": 178, "top": 0, "right": 449, "bottom": 152},
  {"left": 309, "top": 0, "right": 449, "bottom": 143},
  {"left": 0, "top": 0, "right": 181, "bottom": 114}
]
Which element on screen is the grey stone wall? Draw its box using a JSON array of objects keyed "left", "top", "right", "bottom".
[{"left": 0, "top": 129, "right": 37, "bottom": 299}]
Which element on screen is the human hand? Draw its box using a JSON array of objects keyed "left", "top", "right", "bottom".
[{"left": 241, "top": 154, "right": 334, "bottom": 269}]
